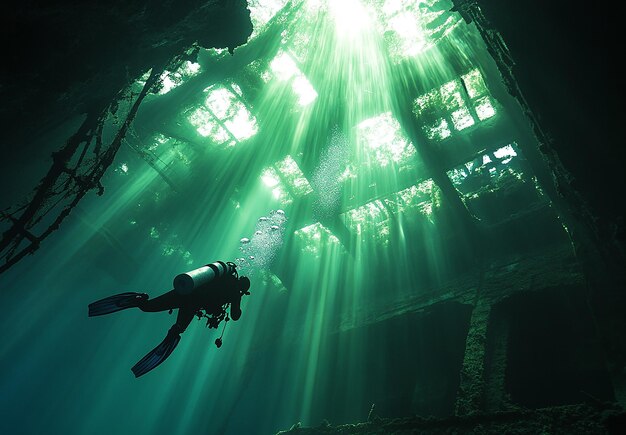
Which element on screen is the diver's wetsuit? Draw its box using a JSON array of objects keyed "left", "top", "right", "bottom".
[
  {"left": 138, "top": 273, "right": 243, "bottom": 334},
  {"left": 88, "top": 268, "right": 248, "bottom": 377}
]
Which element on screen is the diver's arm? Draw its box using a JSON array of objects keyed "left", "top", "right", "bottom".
[
  {"left": 230, "top": 297, "right": 242, "bottom": 321},
  {"left": 230, "top": 275, "right": 249, "bottom": 321}
]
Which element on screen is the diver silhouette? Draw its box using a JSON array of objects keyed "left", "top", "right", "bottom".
[{"left": 88, "top": 261, "right": 250, "bottom": 377}]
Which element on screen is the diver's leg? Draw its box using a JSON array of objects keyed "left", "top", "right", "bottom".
[
  {"left": 172, "top": 306, "right": 196, "bottom": 333},
  {"left": 138, "top": 290, "right": 185, "bottom": 312},
  {"left": 88, "top": 292, "right": 149, "bottom": 317},
  {"left": 230, "top": 293, "right": 242, "bottom": 321},
  {"left": 131, "top": 328, "right": 181, "bottom": 377},
  {"left": 130, "top": 306, "right": 196, "bottom": 377}
]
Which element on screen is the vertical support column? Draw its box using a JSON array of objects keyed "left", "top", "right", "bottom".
[
  {"left": 483, "top": 313, "right": 511, "bottom": 412},
  {"left": 391, "top": 86, "right": 484, "bottom": 258},
  {"left": 455, "top": 297, "right": 491, "bottom": 415}
]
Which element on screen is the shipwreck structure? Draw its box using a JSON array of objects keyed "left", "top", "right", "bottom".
[{"left": 1, "top": 0, "right": 623, "bottom": 433}]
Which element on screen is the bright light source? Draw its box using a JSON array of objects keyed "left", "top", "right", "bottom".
[{"left": 330, "top": 0, "right": 373, "bottom": 38}]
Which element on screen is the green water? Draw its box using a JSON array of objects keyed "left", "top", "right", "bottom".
[{"left": 0, "top": 1, "right": 571, "bottom": 433}]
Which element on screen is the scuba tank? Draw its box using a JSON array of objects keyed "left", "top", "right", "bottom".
[{"left": 173, "top": 261, "right": 237, "bottom": 295}]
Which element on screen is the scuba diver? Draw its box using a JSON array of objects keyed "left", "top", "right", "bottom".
[{"left": 88, "top": 261, "right": 250, "bottom": 377}]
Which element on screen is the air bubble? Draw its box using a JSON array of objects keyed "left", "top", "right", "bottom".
[{"left": 236, "top": 210, "right": 287, "bottom": 275}]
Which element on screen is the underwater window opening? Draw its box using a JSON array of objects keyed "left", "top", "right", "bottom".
[
  {"left": 187, "top": 82, "right": 258, "bottom": 147},
  {"left": 295, "top": 222, "right": 343, "bottom": 256},
  {"left": 445, "top": 143, "right": 550, "bottom": 223},
  {"left": 446, "top": 143, "right": 526, "bottom": 197},
  {"left": 356, "top": 112, "right": 417, "bottom": 169},
  {"left": 341, "top": 178, "right": 440, "bottom": 243},
  {"left": 274, "top": 155, "right": 315, "bottom": 196},
  {"left": 264, "top": 50, "right": 318, "bottom": 107},
  {"left": 156, "top": 61, "right": 202, "bottom": 95},
  {"left": 342, "top": 199, "right": 392, "bottom": 244},
  {"left": 260, "top": 155, "right": 313, "bottom": 205},
  {"left": 412, "top": 68, "right": 497, "bottom": 141},
  {"left": 261, "top": 166, "right": 294, "bottom": 205},
  {"left": 375, "top": 0, "right": 462, "bottom": 62},
  {"left": 383, "top": 178, "right": 441, "bottom": 218}
]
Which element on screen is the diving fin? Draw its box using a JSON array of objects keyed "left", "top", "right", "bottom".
[
  {"left": 131, "top": 329, "right": 181, "bottom": 378},
  {"left": 88, "top": 292, "right": 148, "bottom": 317}
]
